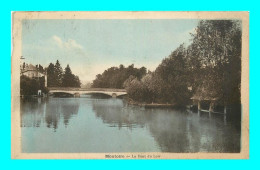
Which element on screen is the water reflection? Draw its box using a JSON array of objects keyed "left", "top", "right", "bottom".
[
  {"left": 21, "top": 98, "right": 80, "bottom": 131},
  {"left": 92, "top": 99, "right": 146, "bottom": 129},
  {"left": 90, "top": 98, "right": 241, "bottom": 152},
  {"left": 21, "top": 96, "right": 241, "bottom": 153},
  {"left": 20, "top": 98, "right": 46, "bottom": 128},
  {"left": 148, "top": 110, "right": 240, "bottom": 152}
]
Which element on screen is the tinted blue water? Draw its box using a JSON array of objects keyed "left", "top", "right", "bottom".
[{"left": 21, "top": 95, "right": 241, "bottom": 153}]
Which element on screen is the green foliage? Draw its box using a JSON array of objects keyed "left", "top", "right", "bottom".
[
  {"left": 47, "top": 61, "right": 81, "bottom": 88},
  {"left": 20, "top": 75, "right": 48, "bottom": 95},
  {"left": 124, "top": 73, "right": 168, "bottom": 103},
  {"left": 36, "top": 64, "right": 44, "bottom": 73},
  {"left": 21, "top": 59, "right": 81, "bottom": 95},
  {"left": 123, "top": 20, "right": 241, "bottom": 106},
  {"left": 92, "top": 64, "right": 147, "bottom": 89},
  {"left": 54, "top": 60, "right": 63, "bottom": 86},
  {"left": 62, "top": 65, "right": 81, "bottom": 87},
  {"left": 123, "top": 76, "right": 146, "bottom": 102},
  {"left": 124, "top": 45, "right": 191, "bottom": 105},
  {"left": 190, "top": 20, "right": 241, "bottom": 105},
  {"left": 155, "top": 44, "right": 191, "bottom": 105},
  {"left": 47, "top": 63, "right": 56, "bottom": 87}
]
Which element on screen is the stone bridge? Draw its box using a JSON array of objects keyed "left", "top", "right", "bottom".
[{"left": 48, "top": 87, "right": 127, "bottom": 98}]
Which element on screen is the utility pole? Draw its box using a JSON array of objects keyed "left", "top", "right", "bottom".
[{"left": 20, "top": 56, "right": 25, "bottom": 74}]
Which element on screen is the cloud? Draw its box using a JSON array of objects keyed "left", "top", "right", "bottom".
[
  {"left": 52, "top": 35, "right": 63, "bottom": 48},
  {"left": 52, "top": 35, "right": 83, "bottom": 50}
]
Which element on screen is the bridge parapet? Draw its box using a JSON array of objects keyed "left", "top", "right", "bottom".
[
  {"left": 48, "top": 87, "right": 127, "bottom": 98},
  {"left": 48, "top": 87, "right": 127, "bottom": 92}
]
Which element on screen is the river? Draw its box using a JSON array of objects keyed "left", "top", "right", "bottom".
[{"left": 20, "top": 95, "right": 241, "bottom": 153}]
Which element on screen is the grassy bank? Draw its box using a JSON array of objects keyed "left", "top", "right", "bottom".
[{"left": 126, "top": 97, "right": 178, "bottom": 109}]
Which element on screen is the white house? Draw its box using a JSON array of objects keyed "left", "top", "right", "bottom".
[{"left": 21, "top": 64, "right": 47, "bottom": 87}]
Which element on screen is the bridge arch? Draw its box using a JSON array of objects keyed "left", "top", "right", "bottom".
[
  {"left": 112, "top": 93, "right": 117, "bottom": 98},
  {"left": 116, "top": 93, "right": 127, "bottom": 97},
  {"left": 50, "top": 92, "right": 75, "bottom": 97},
  {"left": 81, "top": 92, "right": 113, "bottom": 97}
]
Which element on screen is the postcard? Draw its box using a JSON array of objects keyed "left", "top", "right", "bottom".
[{"left": 11, "top": 11, "right": 249, "bottom": 159}]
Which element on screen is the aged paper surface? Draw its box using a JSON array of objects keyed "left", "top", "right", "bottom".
[{"left": 11, "top": 11, "right": 249, "bottom": 159}]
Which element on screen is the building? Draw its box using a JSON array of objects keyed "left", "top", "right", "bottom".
[{"left": 21, "top": 64, "right": 47, "bottom": 87}]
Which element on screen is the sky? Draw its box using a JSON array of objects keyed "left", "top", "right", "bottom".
[{"left": 22, "top": 19, "right": 199, "bottom": 84}]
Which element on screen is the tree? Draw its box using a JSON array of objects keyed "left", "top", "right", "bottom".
[
  {"left": 36, "top": 64, "right": 44, "bottom": 73},
  {"left": 62, "top": 64, "right": 81, "bottom": 87},
  {"left": 123, "top": 76, "right": 146, "bottom": 102},
  {"left": 54, "top": 60, "right": 63, "bottom": 87},
  {"left": 20, "top": 75, "right": 48, "bottom": 95},
  {"left": 91, "top": 20, "right": 242, "bottom": 107},
  {"left": 47, "top": 63, "right": 56, "bottom": 87},
  {"left": 190, "top": 20, "right": 242, "bottom": 105},
  {"left": 73, "top": 75, "right": 81, "bottom": 87},
  {"left": 140, "top": 73, "right": 166, "bottom": 103},
  {"left": 62, "top": 64, "right": 73, "bottom": 87},
  {"left": 155, "top": 44, "right": 191, "bottom": 105},
  {"left": 92, "top": 64, "right": 147, "bottom": 89}
]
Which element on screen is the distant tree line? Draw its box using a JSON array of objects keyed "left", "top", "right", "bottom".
[
  {"left": 92, "top": 64, "right": 147, "bottom": 89},
  {"left": 99, "top": 20, "right": 242, "bottom": 106},
  {"left": 47, "top": 60, "right": 81, "bottom": 87}
]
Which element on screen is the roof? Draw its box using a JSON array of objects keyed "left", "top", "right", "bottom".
[
  {"left": 21, "top": 64, "right": 45, "bottom": 75},
  {"left": 27, "top": 64, "right": 36, "bottom": 70}
]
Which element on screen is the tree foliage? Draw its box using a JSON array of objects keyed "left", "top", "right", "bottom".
[
  {"left": 47, "top": 60, "right": 81, "bottom": 87},
  {"left": 190, "top": 20, "right": 242, "bottom": 105},
  {"left": 20, "top": 75, "right": 48, "bottom": 95},
  {"left": 21, "top": 60, "right": 81, "bottom": 95},
  {"left": 36, "top": 64, "right": 44, "bottom": 73},
  {"left": 123, "top": 20, "right": 241, "bottom": 106},
  {"left": 123, "top": 45, "right": 191, "bottom": 105},
  {"left": 47, "top": 62, "right": 56, "bottom": 87},
  {"left": 54, "top": 60, "right": 63, "bottom": 86},
  {"left": 62, "top": 65, "right": 81, "bottom": 87},
  {"left": 92, "top": 64, "right": 147, "bottom": 88}
]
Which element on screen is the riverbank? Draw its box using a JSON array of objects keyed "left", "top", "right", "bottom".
[
  {"left": 20, "top": 94, "right": 48, "bottom": 98},
  {"left": 127, "top": 98, "right": 177, "bottom": 109}
]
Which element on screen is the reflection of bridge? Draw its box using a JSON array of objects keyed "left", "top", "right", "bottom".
[{"left": 48, "top": 87, "right": 127, "bottom": 98}]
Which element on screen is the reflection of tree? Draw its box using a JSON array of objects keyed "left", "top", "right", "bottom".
[
  {"left": 61, "top": 100, "right": 79, "bottom": 126},
  {"left": 144, "top": 110, "right": 241, "bottom": 152},
  {"left": 20, "top": 98, "right": 45, "bottom": 127},
  {"left": 141, "top": 109, "right": 192, "bottom": 152},
  {"left": 91, "top": 98, "right": 146, "bottom": 130},
  {"left": 91, "top": 98, "right": 240, "bottom": 152},
  {"left": 45, "top": 100, "right": 60, "bottom": 130},
  {"left": 20, "top": 98, "right": 80, "bottom": 131},
  {"left": 45, "top": 98, "right": 80, "bottom": 130},
  {"left": 21, "top": 97, "right": 240, "bottom": 152},
  {"left": 91, "top": 99, "right": 191, "bottom": 151}
]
